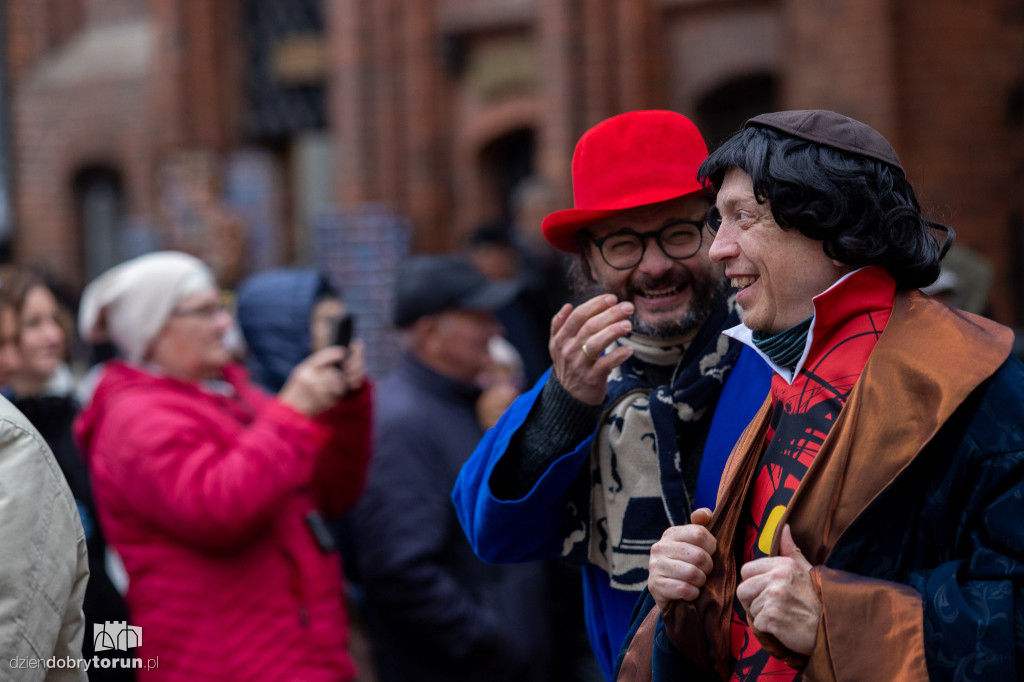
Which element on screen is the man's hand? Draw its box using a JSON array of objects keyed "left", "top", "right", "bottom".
[
  {"left": 549, "top": 294, "right": 634, "bottom": 405},
  {"left": 736, "top": 524, "right": 821, "bottom": 655},
  {"left": 279, "top": 346, "right": 349, "bottom": 417},
  {"left": 647, "top": 508, "right": 716, "bottom": 613},
  {"left": 476, "top": 382, "right": 519, "bottom": 430}
]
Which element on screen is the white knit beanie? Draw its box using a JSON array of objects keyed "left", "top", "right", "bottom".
[{"left": 78, "top": 251, "right": 217, "bottom": 362}]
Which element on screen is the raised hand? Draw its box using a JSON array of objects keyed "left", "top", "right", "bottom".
[
  {"left": 549, "top": 294, "right": 634, "bottom": 405},
  {"left": 278, "top": 346, "right": 349, "bottom": 417}
]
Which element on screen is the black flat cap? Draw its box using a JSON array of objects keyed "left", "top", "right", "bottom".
[
  {"left": 746, "top": 110, "right": 903, "bottom": 173},
  {"left": 393, "top": 254, "right": 521, "bottom": 327}
]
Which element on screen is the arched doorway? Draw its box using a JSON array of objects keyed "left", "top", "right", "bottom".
[
  {"left": 73, "top": 166, "right": 125, "bottom": 282},
  {"left": 695, "top": 74, "right": 779, "bottom": 150},
  {"left": 478, "top": 127, "right": 536, "bottom": 223}
]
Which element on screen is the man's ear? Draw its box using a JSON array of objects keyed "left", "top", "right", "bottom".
[
  {"left": 821, "top": 241, "right": 849, "bottom": 270},
  {"left": 409, "top": 315, "right": 433, "bottom": 338},
  {"left": 577, "top": 253, "right": 597, "bottom": 283},
  {"left": 408, "top": 315, "right": 440, "bottom": 353}
]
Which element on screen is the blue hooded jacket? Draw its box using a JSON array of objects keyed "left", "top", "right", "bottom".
[{"left": 236, "top": 268, "right": 336, "bottom": 392}]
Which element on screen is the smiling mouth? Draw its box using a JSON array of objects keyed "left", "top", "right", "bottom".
[
  {"left": 731, "top": 276, "right": 758, "bottom": 291},
  {"left": 636, "top": 284, "right": 685, "bottom": 299}
]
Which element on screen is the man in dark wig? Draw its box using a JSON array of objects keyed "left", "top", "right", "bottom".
[{"left": 617, "top": 110, "right": 1024, "bottom": 681}]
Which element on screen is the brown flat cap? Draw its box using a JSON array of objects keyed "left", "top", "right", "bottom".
[{"left": 746, "top": 110, "right": 903, "bottom": 173}]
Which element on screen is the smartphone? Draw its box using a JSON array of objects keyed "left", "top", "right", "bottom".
[{"left": 329, "top": 313, "right": 355, "bottom": 349}]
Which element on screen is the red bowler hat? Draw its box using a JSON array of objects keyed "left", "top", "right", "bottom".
[{"left": 542, "top": 110, "right": 709, "bottom": 253}]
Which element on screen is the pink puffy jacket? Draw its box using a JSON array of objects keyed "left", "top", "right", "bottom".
[{"left": 74, "top": 360, "right": 372, "bottom": 682}]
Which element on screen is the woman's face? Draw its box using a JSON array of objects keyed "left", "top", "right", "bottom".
[
  {"left": 146, "top": 288, "right": 234, "bottom": 381},
  {"left": 17, "top": 286, "right": 66, "bottom": 381},
  {"left": 310, "top": 297, "right": 345, "bottom": 353},
  {"left": 0, "top": 305, "right": 23, "bottom": 384}
]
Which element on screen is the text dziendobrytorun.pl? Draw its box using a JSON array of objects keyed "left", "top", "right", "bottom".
[{"left": 8, "top": 656, "right": 159, "bottom": 672}]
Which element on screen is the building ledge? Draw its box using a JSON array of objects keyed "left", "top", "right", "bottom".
[{"left": 29, "top": 19, "right": 153, "bottom": 89}]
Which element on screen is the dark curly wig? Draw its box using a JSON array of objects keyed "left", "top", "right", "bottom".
[{"left": 698, "top": 125, "right": 953, "bottom": 290}]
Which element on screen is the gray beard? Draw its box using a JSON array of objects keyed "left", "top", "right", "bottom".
[{"left": 629, "top": 274, "right": 729, "bottom": 339}]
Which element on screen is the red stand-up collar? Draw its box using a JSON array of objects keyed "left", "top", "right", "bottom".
[{"left": 726, "top": 266, "right": 897, "bottom": 386}]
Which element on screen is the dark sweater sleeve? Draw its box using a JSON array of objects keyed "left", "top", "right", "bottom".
[{"left": 489, "top": 371, "right": 603, "bottom": 500}]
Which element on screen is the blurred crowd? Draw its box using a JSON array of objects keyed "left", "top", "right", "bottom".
[{"left": 0, "top": 224, "right": 596, "bottom": 682}]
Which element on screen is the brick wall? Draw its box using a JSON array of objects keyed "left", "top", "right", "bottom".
[
  {"left": 8, "top": 0, "right": 244, "bottom": 289},
  {"left": 82, "top": 0, "right": 145, "bottom": 26},
  {"left": 12, "top": 20, "right": 155, "bottom": 288},
  {"left": 895, "top": 0, "right": 1024, "bottom": 322},
  {"left": 781, "top": 0, "right": 1024, "bottom": 322},
  {"left": 6, "top": 0, "right": 86, "bottom": 84},
  {"left": 6, "top": 0, "right": 1023, "bottom": 324}
]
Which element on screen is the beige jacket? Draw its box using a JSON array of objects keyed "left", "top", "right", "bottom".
[{"left": 0, "top": 395, "right": 89, "bottom": 682}]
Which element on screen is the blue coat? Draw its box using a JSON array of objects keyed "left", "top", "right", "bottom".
[{"left": 453, "top": 345, "right": 770, "bottom": 679}]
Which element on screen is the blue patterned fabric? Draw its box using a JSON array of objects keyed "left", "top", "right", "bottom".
[
  {"left": 828, "top": 355, "right": 1024, "bottom": 680},
  {"left": 750, "top": 315, "right": 812, "bottom": 371}
]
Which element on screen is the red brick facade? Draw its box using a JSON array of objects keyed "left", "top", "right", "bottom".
[
  {"left": 5, "top": 0, "right": 1024, "bottom": 324},
  {"left": 7, "top": 0, "right": 243, "bottom": 290}
]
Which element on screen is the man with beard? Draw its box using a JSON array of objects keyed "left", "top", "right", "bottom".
[{"left": 453, "top": 110, "right": 771, "bottom": 680}]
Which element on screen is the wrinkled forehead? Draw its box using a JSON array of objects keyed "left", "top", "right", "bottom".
[
  {"left": 587, "top": 194, "right": 710, "bottom": 240},
  {"left": 714, "top": 168, "right": 760, "bottom": 206}
]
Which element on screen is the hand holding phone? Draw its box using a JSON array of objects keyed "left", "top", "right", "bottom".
[{"left": 329, "top": 313, "right": 354, "bottom": 349}]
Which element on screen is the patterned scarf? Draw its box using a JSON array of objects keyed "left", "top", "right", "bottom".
[
  {"left": 560, "top": 296, "right": 744, "bottom": 590},
  {"left": 751, "top": 316, "right": 813, "bottom": 371}
]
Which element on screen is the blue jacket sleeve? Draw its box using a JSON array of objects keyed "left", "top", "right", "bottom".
[
  {"left": 453, "top": 368, "right": 595, "bottom": 563},
  {"left": 695, "top": 345, "right": 772, "bottom": 511}
]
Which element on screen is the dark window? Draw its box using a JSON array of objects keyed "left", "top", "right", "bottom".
[
  {"left": 695, "top": 74, "right": 779, "bottom": 151},
  {"left": 244, "top": 0, "right": 326, "bottom": 140},
  {"left": 480, "top": 128, "right": 536, "bottom": 221}
]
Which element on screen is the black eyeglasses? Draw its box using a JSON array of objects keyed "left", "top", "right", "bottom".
[{"left": 589, "top": 220, "right": 705, "bottom": 270}]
